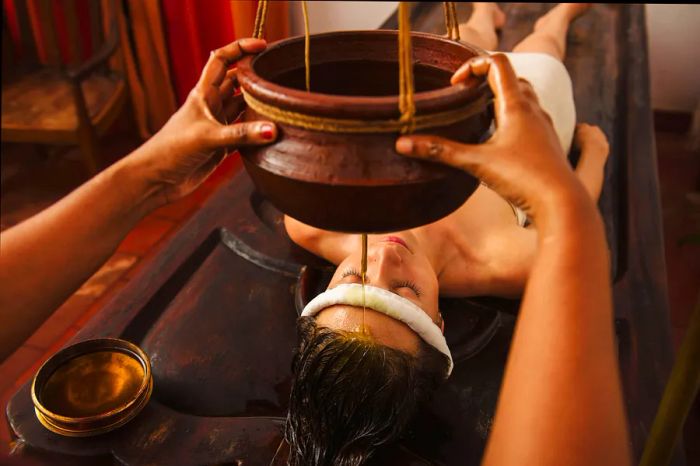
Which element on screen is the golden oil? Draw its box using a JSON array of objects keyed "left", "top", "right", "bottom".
[
  {"left": 40, "top": 351, "right": 144, "bottom": 418},
  {"left": 360, "top": 233, "right": 368, "bottom": 334}
]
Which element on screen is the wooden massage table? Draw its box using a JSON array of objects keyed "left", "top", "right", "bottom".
[{"left": 6, "top": 4, "right": 681, "bottom": 465}]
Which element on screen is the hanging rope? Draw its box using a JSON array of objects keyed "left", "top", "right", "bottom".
[
  {"left": 443, "top": 2, "right": 461, "bottom": 41},
  {"left": 245, "top": 1, "right": 477, "bottom": 134},
  {"left": 253, "top": 0, "right": 269, "bottom": 39},
  {"left": 302, "top": 0, "right": 311, "bottom": 92},
  {"left": 398, "top": 2, "right": 416, "bottom": 134},
  {"left": 256, "top": 0, "right": 310, "bottom": 91}
]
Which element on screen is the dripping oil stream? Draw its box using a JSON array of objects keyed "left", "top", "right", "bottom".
[{"left": 361, "top": 233, "right": 368, "bottom": 332}]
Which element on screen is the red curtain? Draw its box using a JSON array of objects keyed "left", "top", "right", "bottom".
[
  {"left": 161, "top": 0, "right": 289, "bottom": 105},
  {"left": 3, "top": 0, "right": 289, "bottom": 123},
  {"left": 3, "top": 0, "right": 94, "bottom": 63}
]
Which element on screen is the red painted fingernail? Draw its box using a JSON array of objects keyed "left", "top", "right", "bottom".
[
  {"left": 260, "top": 123, "right": 274, "bottom": 140},
  {"left": 396, "top": 138, "right": 413, "bottom": 153}
]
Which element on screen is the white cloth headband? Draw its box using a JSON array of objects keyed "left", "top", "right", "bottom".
[{"left": 301, "top": 284, "right": 453, "bottom": 377}]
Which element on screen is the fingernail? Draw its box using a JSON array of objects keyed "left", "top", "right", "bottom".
[
  {"left": 396, "top": 138, "right": 413, "bottom": 153},
  {"left": 240, "top": 38, "right": 267, "bottom": 50},
  {"left": 240, "top": 38, "right": 265, "bottom": 46},
  {"left": 260, "top": 123, "right": 275, "bottom": 140}
]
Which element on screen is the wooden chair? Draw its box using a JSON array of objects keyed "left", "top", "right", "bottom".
[{"left": 1, "top": 0, "right": 126, "bottom": 174}]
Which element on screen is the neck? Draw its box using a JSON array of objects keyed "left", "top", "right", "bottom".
[{"left": 400, "top": 228, "right": 451, "bottom": 277}]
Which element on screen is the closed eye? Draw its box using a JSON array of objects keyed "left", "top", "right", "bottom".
[
  {"left": 340, "top": 268, "right": 422, "bottom": 299},
  {"left": 341, "top": 268, "right": 362, "bottom": 280},
  {"left": 393, "top": 280, "right": 422, "bottom": 298}
]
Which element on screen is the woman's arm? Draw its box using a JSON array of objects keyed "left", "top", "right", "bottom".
[
  {"left": 0, "top": 38, "right": 277, "bottom": 362},
  {"left": 284, "top": 215, "right": 350, "bottom": 265},
  {"left": 397, "top": 54, "right": 630, "bottom": 466},
  {"left": 478, "top": 123, "right": 609, "bottom": 294}
]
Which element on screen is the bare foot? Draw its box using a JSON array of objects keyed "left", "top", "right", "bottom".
[
  {"left": 560, "top": 3, "right": 593, "bottom": 21},
  {"left": 575, "top": 123, "right": 609, "bottom": 161},
  {"left": 459, "top": 3, "right": 506, "bottom": 49},
  {"left": 471, "top": 2, "right": 507, "bottom": 30},
  {"left": 492, "top": 4, "right": 506, "bottom": 30},
  {"left": 535, "top": 3, "right": 591, "bottom": 31}
]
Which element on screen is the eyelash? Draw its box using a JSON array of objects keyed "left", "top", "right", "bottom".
[
  {"left": 341, "top": 268, "right": 361, "bottom": 279},
  {"left": 341, "top": 268, "right": 422, "bottom": 297},
  {"left": 396, "top": 280, "right": 422, "bottom": 297}
]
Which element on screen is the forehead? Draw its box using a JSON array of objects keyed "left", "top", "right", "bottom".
[{"left": 315, "top": 305, "right": 420, "bottom": 354}]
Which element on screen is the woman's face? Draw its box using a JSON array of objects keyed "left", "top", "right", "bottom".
[{"left": 315, "top": 234, "right": 441, "bottom": 354}]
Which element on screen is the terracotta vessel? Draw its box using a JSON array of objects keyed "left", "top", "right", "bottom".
[{"left": 237, "top": 30, "right": 492, "bottom": 233}]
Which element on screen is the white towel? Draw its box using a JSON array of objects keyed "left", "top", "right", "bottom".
[{"left": 302, "top": 284, "right": 453, "bottom": 377}]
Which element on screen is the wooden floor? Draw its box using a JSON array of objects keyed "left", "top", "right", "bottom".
[{"left": 0, "top": 120, "right": 698, "bottom": 462}]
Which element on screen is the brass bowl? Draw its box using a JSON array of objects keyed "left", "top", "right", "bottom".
[{"left": 31, "top": 338, "right": 152, "bottom": 437}]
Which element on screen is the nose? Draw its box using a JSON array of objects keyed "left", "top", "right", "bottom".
[{"left": 368, "top": 243, "right": 403, "bottom": 288}]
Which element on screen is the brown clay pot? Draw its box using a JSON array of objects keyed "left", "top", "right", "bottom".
[{"left": 237, "top": 30, "right": 492, "bottom": 233}]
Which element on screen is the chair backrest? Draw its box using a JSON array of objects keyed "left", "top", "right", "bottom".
[{"left": 3, "top": 0, "right": 112, "bottom": 76}]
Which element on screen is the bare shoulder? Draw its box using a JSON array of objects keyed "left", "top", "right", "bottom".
[
  {"left": 283, "top": 215, "right": 352, "bottom": 264},
  {"left": 438, "top": 222, "right": 537, "bottom": 298}
]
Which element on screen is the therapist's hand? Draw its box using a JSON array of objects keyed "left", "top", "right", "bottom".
[
  {"left": 0, "top": 38, "right": 279, "bottom": 362},
  {"left": 129, "top": 38, "right": 277, "bottom": 205},
  {"left": 395, "top": 53, "right": 586, "bottom": 224}
]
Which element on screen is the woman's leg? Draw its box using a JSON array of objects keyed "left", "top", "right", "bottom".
[
  {"left": 573, "top": 123, "right": 609, "bottom": 202},
  {"left": 512, "top": 3, "right": 591, "bottom": 61},
  {"left": 458, "top": 3, "right": 506, "bottom": 51}
]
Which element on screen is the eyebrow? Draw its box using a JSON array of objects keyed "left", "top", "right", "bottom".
[{"left": 339, "top": 272, "right": 423, "bottom": 300}]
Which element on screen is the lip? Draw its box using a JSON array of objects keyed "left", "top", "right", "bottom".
[{"left": 381, "top": 236, "right": 412, "bottom": 253}]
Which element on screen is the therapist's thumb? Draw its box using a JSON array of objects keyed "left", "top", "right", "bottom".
[
  {"left": 211, "top": 121, "right": 277, "bottom": 148},
  {"left": 395, "top": 135, "right": 485, "bottom": 174}
]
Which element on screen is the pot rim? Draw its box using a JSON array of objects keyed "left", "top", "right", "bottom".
[
  {"left": 31, "top": 338, "right": 152, "bottom": 425},
  {"left": 237, "top": 29, "right": 490, "bottom": 120}
]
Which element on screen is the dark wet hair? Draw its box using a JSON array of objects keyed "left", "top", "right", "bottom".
[{"left": 285, "top": 316, "right": 449, "bottom": 466}]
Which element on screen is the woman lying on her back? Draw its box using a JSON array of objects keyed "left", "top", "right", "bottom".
[{"left": 283, "top": 4, "right": 627, "bottom": 466}]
